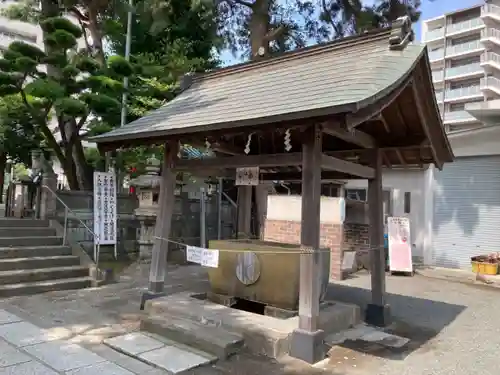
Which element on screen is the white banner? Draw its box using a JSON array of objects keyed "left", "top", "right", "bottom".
[
  {"left": 93, "top": 172, "right": 117, "bottom": 246},
  {"left": 186, "top": 246, "right": 219, "bottom": 268}
]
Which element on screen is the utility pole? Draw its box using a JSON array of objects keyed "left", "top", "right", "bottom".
[{"left": 120, "top": 0, "right": 133, "bottom": 128}]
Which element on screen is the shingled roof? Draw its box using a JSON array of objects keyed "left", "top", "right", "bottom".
[{"left": 90, "top": 22, "right": 428, "bottom": 144}]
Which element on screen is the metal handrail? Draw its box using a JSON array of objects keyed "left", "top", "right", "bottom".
[{"left": 41, "top": 185, "right": 101, "bottom": 267}]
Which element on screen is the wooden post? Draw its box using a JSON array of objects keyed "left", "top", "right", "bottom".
[
  {"left": 140, "top": 141, "right": 178, "bottom": 310},
  {"left": 365, "top": 148, "right": 391, "bottom": 326},
  {"left": 237, "top": 185, "right": 252, "bottom": 237},
  {"left": 289, "top": 124, "right": 324, "bottom": 364}
]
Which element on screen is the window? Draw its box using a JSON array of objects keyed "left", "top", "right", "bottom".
[
  {"left": 345, "top": 189, "right": 366, "bottom": 201},
  {"left": 404, "top": 192, "right": 411, "bottom": 214},
  {"left": 383, "top": 190, "right": 392, "bottom": 223}
]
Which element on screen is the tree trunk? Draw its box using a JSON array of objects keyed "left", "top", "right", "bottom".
[
  {"left": 87, "top": 6, "right": 106, "bottom": 65},
  {"left": 0, "top": 153, "right": 6, "bottom": 204},
  {"left": 249, "top": 0, "right": 271, "bottom": 56}
]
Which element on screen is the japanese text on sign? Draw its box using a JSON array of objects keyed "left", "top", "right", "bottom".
[{"left": 93, "top": 172, "right": 117, "bottom": 245}]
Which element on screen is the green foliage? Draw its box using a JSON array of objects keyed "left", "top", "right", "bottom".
[
  {"left": 44, "top": 29, "right": 78, "bottom": 50},
  {"left": 107, "top": 55, "right": 133, "bottom": 77},
  {"left": 40, "top": 16, "right": 83, "bottom": 38},
  {"left": 54, "top": 98, "right": 88, "bottom": 118},
  {"left": 8, "top": 41, "right": 46, "bottom": 62},
  {"left": 24, "top": 79, "right": 65, "bottom": 100}
]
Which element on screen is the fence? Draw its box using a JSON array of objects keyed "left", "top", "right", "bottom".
[{"left": 53, "top": 188, "right": 236, "bottom": 260}]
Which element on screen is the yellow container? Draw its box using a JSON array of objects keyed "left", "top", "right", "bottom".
[{"left": 471, "top": 261, "right": 498, "bottom": 275}]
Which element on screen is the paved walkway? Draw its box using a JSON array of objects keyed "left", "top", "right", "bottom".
[
  {"left": 2, "top": 262, "right": 500, "bottom": 374},
  {"left": 0, "top": 308, "right": 145, "bottom": 375}
]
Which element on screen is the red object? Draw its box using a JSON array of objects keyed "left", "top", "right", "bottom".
[{"left": 129, "top": 186, "right": 135, "bottom": 195}]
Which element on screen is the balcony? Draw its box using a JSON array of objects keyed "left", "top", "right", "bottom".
[
  {"left": 445, "top": 85, "right": 482, "bottom": 101},
  {"left": 429, "top": 49, "right": 445, "bottom": 62},
  {"left": 446, "top": 40, "right": 483, "bottom": 58},
  {"left": 432, "top": 70, "right": 444, "bottom": 82},
  {"left": 435, "top": 91, "right": 444, "bottom": 103},
  {"left": 482, "top": 4, "right": 500, "bottom": 21},
  {"left": 425, "top": 28, "right": 445, "bottom": 41},
  {"left": 443, "top": 110, "right": 477, "bottom": 123},
  {"left": 481, "top": 51, "right": 500, "bottom": 69},
  {"left": 480, "top": 76, "right": 500, "bottom": 95},
  {"left": 481, "top": 28, "right": 500, "bottom": 45},
  {"left": 445, "top": 63, "right": 482, "bottom": 79},
  {"left": 446, "top": 18, "right": 484, "bottom": 36}
]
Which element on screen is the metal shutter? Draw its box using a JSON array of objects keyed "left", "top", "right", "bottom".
[{"left": 432, "top": 156, "right": 500, "bottom": 269}]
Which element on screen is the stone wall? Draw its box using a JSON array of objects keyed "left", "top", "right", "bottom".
[
  {"left": 263, "top": 219, "right": 344, "bottom": 280},
  {"left": 53, "top": 190, "right": 236, "bottom": 261}
]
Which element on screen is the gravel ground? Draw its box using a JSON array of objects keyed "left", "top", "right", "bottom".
[
  {"left": 1, "top": 263, "right": 499, "bottom": 375},
  {"left": 324, "top": 271, "right": 500, "bottom": 375}
]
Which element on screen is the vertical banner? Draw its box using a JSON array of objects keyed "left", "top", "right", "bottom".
[
  {"left": 93, "top": 172, "right": 118, "bottom": 253},
  {"left": 387, "top": 217, "right": 413, "bottom": 273}
]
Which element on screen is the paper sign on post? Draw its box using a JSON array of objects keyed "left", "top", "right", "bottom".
[
  {"left": 186, "top": 246, "right": 203, "bottom": 264},
  {"left": 201, "top": 249, "right": 219, "bottom": 268}
]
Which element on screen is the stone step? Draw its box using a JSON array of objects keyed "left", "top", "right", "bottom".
[
  {"left": 104, "top": 332, "right": 216, "bottom": 375},
  {"left": 140, "top": 314, "right": 244, "bottom": 360},
  {"left": 0, "top": 265, "right": 89, "bottom": 285},
  {"left": 0, "top": 255, "right": 80, "bottom": 271},
  {"left": 0, "top": 236, "right": 63, "bottom": 248},
  {"left": 0, "top": 276, "right": 92, "bottom": 297},
  {"left": 0, "top": 245, "right": 72, "bottom": 259},
  {"left": 0, "top": 219, "right": 49, "bottom": 228},
  {"left": 0, "top": 227, "right": 57, "bottom": 238}
]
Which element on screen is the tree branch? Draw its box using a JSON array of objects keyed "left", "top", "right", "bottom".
[
  {"left": 264, "top": 24, "right": 286, "bottom": 43},
  {"left": 19, "top": 90, "right": 66, "bottom": 164},
  {"left": 76, "top": 115, "right": 88, "bottom": 131}
]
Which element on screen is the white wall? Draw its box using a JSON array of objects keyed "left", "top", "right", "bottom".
[{"left": 344, "top": 168, "right": 431, "bottom": 260}]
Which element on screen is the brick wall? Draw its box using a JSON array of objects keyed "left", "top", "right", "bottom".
[
  {"left": 263, "top": 219, "right": 344, "bottom": 280},
  {"left": 343, "top": 223, "right": 369, "bottom": 252}
]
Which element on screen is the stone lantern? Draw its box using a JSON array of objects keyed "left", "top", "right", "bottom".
[{"left": 129, "top": 156, "right": 162, "bottom": 260}]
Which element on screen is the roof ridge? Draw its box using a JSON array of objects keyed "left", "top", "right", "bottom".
[{"left": 196, "top": 28, "right": 393, "bottom": 82}]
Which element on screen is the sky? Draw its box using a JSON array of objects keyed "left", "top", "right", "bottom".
[{"left": 219, "top": 0, "right": 481, "bottom": 66}]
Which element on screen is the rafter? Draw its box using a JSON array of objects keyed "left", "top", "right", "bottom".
[{"left": 321, "top": 121, "right": 377, "bottom": 148}]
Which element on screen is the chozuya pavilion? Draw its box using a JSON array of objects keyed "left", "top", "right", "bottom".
[{"left": 89, "top": 16, "right": 453, "bottom": 364}]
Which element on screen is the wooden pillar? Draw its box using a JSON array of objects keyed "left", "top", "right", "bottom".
[
  {"left": 237, "top": 185, "right": 252, "bottom": 237},
  {"left": 289, "top": 124, "right": 324, "bottom": 364},
  {"left": 365, "top": 149, "right": 391, "bottom": 326},
  {"left": 140, "top": 141, "right": 178, "bottom": 310},
  {"left": 254, "top": 184, "right": 269, "bottom": 239}
]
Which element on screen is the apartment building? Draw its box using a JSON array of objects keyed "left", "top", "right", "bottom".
[{"left": 345, "top": 3, "right": 500, "bottom": 271}]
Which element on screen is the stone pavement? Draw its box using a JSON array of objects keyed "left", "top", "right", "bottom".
[
  {"left": 3, "top": 261, "right": 500, "bottom": 375},
  {"left": 0, "top": 308, "right": 151, "bottom": 375}
]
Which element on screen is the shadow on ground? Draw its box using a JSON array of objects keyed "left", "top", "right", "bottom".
[{"left": 325, "top": 281, "right": 467, "bottom": 361}]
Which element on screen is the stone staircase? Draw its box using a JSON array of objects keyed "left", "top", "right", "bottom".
[{"left": 0, "top": 218, "right": 91, "bottom": 297}]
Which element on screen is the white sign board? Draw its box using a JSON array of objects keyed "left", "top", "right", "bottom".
[
  {"left": 387, "top": 217, "right": 413, "bottom": 273},
  {"left": 93, "top": 172, "right": 117, "bottom": 246},
  {"left": 235, "top": 167, "right": 259, "bottom": 186},
  {"left": 186, "top": 246, "right": 219, "bottom": 268}
]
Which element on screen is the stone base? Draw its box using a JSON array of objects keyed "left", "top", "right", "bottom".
[
  {"left": 143, "top": 292, "right": 361, "bottom": 359},
  {"left": 264, "top": 305, "right": 297, "bottom": 319},
  {"left": 206, "top": 291, "right": 236, "bottom": 307},
  {"left": 140, "top": 291, "right": 166, "bottom": 311},
  {"left": 365, "top": 303, "right": 391, "bottom": 327},
  {"left": 289, "top": 328, "right": 325, "bottom": 364}
]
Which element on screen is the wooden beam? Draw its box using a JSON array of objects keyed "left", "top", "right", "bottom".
[
  {"left": 366, "top": 148, "right": 389, "bottom": 326},
  {"left": 381, "top": 151, "right": 392, "bottom": 167},
  {"left": 260, "top": 171, "right": 365, "bottom": 181},
  {"left": 321, "top": 154, "right": 375, "bottom": 179},
  {"left": 175, "top": 152, "right": 303, "bottom": 171},
  {"left": 378, "top": 114, "right": 390, "bottom": 133},
  {"left": 299, "top": 125, "right": 322, "bottom": 331},
  {"left": 141, "top": 141, "right": 178, "bottom": 309},
  {"left": 395, "top": 149, "right": 406, "bottom": 166},
  {"left": 410, "top": 79, "right": 442, "bottom": 169},
  {"left": 322, "top": 121, "right": 377, "bottom": 148},
  {"left": 345, "top": 77, "right": 412, "bottom": 129}
]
